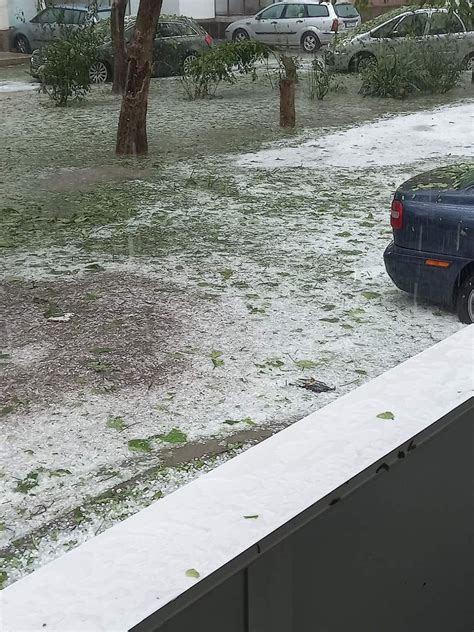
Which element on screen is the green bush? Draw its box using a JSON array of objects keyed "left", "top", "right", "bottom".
[
  {"left": 360, "top": 38, "right": 462, "bottom": 98},
  {"left": 38, "top": 26, "right": 101, "bottom": 106},
  {"left": 180, "top": 40, "right": 269, "bottom": 99}
]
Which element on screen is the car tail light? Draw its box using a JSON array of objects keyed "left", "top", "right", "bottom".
[
  {"left": 390, "top": 199, "right": 403, "bottom": 229},
  {"left": 204, "top": 33, "right": 213, "bottom": 46},
  {"left": 331, "top": 19, "right": 339, "bottom": 32}
]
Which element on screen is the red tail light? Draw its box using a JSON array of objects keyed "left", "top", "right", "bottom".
[
  {"left": 204, "top": 33, "right": 213, "bottom": 46},
  {"left": 331, "top": 19, "right": 339, "bottom": 32},
  {"left": 390, "top": 199, "right": 403, "bottom": 230}
]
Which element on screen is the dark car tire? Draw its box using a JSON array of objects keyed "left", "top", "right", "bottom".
[
  {"left": 232, "top": 28, "right": 249, "bottom": 42},
  {"left": 350, "top": 52, "right": 376, "bottom": 73},
  {"left": 456, "top": 272, "right": 474, "bottom": 324},
  {"left": 462, "top": 53, "right": 474, "bottom": 72},
  {"left": 89, "top": 61, "right": 111, "bottom": 84},
  {"left": 14, "top": 34, "right": 31, "bottom": 55},
  {"left": 301, "top": 31, "right": 321, "bottom": 53},
  {"left": 182, "top": 52, "right": 198, "bottom": 74}
]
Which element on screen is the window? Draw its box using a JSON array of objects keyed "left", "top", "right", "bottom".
[
  {"left": 284, "top": 3, "right": 305, "bottom": 18},
  {"left": 429, "top": 11, "right": 464, "bottom": 35},
  {"left": 31, "top": 8, "right": 58, "bottom": 24},
  {"left": 334, "top": 3, "right": 359, "bottom": 18},
  {"left": 176, "top": 21, "right": 198, "bottom": 36},
  {"left": 392, "top": 13, "right": 428, "bottom": 37},
  {"left": 259, "top": 4, "right": 285, "bottom": 19},
  {"left": 371, "top": 17, "right": 400, "bottom": 38},
  {"left": 306, "top": 3, "right": 329, "bottom": 17},
  {"left": 157, "top": 22, "right": 185, "bottom": 37}
]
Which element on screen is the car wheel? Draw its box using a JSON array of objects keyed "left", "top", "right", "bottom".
[
  {"left": 89, "top": 61, "right": 110, "bottom": 84},
  {"left": 14, "top": 35, "right": 31, "bottom": 54},
  {"left": 232, "top": 28, "right": 249, "bottom": 42},
  {"left": 462, "top": 53, "right": 474, "bottom": 72},
  {"left": 301, "top": 32, "right": 321, "bottom": 53},
  {"left": 350, "top": 52, "right": 376, "bottom": 73},
  {"left": 456, "top": 271, "right": 474, "bottom": 324},
  {"left": 182, "top": 53, "right": 198, "bottom": 74}
]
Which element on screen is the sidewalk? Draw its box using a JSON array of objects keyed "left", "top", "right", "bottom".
[{"left": 0, "top": 52, "right": 30, "bottom": 67}]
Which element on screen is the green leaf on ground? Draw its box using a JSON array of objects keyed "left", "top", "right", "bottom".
[
  {"left": 84, "top": 292, "right": 99, "bottom": 301},
  {"left": 15, "top": 471, "right": 40, "bottom": 493},
  {"left": 219, "top": 269, "right": 234, "bottom": 280},
  {"left": 107, "top": 416, "right": 126, "bottom": 432},
  {"left": 224, "top": 417, "right": 256, "bottom": 426},
  {"left": 0, "top": 571, "right": 7, "bottom": 589},
  {"left": 376, "top": 411, "right": 395, "bottom": 420},
  {"left": 91, "top": 347, "right": 113, "bottom": 355},
  {"left": 322, "top": 304, "right": 336, "bottom": 311},
  {"left": 244, "top": 514, "right": 259, "bottom": 519},
  {"left": 320, "top": 317, "right": 340, "bottom": 323},
  {"left": 0, "top": 522, "right": 5, "bottom": 531},
  {"left": 0, "top": 352, "right": 10, "bottom": 361},
  {"left": 49, "top": 468, "right": 72, "bottom": 477},
  {"left": 185, "top": 568, "right": 200, "bottom": 579},
  {"left": 295, "top": 359, "right": 317, "bottom": 370},
  {"left": 84, "top": 262, "right": 104, "bottom": 272},
  {"left": 210, "top": 350, "right": 224, "bottom": 368},
  {"left": 158, "top": 428, "right": 187, "bottom": 444},
  {"left": 43, "top": 304, "right": 64, "bottom": 319},
  {"left": 128, "top": 439, "right": 152, "bottom": 453},
  {"left": 362, "top": 291, "right": 381, "bottom": 300}
]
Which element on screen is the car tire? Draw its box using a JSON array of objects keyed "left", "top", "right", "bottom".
[
  {"left": 89, "top": 61, "right": 110, "bottom": 84},
  {"left": 232, "top": 28, "right": 249, "bottom": 42},
  {"left": 301, "top": 31, "right": 321, "bottom": 53},
  {"left": 182, "top": 52, "right": 198, "bottom": 74},
  {"left": 462, "top": 53, "right": 474, "bottom": 72},
  {"left": 350, "top": 52, "right": 376, "bottom": 73},
  {"left": 456, "top": 271, "right": 474, "bottom": 324},
  {"left": 14, "top": 34, "right": 31, "bottom": 55}
]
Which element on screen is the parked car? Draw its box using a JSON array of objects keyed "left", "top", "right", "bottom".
[
  {"left": 12, "top": 4, "right": 111, "bottom": 54},
  {"left": 326, "top": 8, "right": 474, "bottom": 72},
  {"left": 225, "top": 1, "right": 361, "bottom": 53},
  {"left": 30, "top": 16, "right": 214, "bottom": 83},
  {"left": 384, "top": 164, "right": 474, "bottom": 323}
]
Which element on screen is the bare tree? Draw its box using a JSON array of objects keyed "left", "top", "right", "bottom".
[
  {"left": 110, "top": 0, "right": 128, "bottom": 94},
  {"left": 116, "top": 0, "right": 163, "bottom": 155}
]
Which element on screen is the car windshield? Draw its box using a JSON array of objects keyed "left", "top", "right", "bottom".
[{"left": 334, "top": 3, "right": 359, "bottom": 18}]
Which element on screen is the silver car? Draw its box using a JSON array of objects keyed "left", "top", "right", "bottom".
[
  {"left": 225, "top": 1, "right": 361, "bottom": 53},
  {"left": 11, "top": 4, "right": 111, "bottom": 54},
  {"left": 326, "top": 8, "right": 474, "bottom": 72}
]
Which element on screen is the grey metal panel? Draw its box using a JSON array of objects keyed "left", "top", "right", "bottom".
[{"left": 130, "top": 398, "right": 474, "bottom": 632}]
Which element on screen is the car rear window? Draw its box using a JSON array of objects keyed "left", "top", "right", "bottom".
[
  {"left": 429, "top": 11, "right": 464, "bottom": 35},
  {"left": 306, "top": 4, "right": 330, "bottom": 17},
  {"left": 334, "top": 3, "right": 359, "bottom": 18}
]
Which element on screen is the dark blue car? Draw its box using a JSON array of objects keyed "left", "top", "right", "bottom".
[{"left": 384, "top": 163, "right": 474, "bottom": 323}]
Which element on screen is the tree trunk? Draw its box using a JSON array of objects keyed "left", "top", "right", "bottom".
[
  {"left": 110, "top": 0, "right": 128, "bottom": 95},
  {"left": 280, "top": 78, "right": 296, "bottom": 128},
  {"left": 116, "top": 0, "right": 163, "bottom": 155}
]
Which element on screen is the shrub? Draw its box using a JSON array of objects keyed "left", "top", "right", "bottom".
[
  {"left": 360, "top": 37, "right": 462, "bottom": 98},
  {"left": 38, "top": 26, "right": 101, "bottom": 106},
  {"left": 180, "top": 39, "right": 269, "bottom": 99},
  {"left": 305, "top": 58, "right": 332, "bottom": 100}
]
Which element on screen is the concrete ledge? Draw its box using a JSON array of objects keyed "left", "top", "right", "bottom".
[
  {"left": 0, "top": 52, "right": 30, "bottom": 67},
  {"left": 1, "top": 327, "right": 473, "bottom": 631}
]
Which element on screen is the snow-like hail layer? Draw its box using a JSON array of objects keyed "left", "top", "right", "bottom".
[{"left": 237, "top": 102, "right": 474, "bottom": 169}]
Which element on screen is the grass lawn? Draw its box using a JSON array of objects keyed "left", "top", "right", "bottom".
[{"left": 0, "top": 62, "right": 472, "bottom": 586}]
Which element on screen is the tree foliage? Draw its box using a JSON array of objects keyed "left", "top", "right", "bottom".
[{"left": 38, "top": 26, "right": 101, "bottom": 106}]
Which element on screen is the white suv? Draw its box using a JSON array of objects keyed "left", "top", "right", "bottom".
[{"left": 225, "top": 1, "right": 361, "bottom": 52}]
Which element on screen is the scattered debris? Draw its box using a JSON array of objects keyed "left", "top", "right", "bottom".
[
  {"left": 294, "top": 378, "right": 335, "bottom": 394},
  {"left": 47, "top": 312, "right": 73, "bottom": 323}
]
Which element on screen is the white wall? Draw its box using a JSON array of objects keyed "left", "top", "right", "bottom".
[
  {"left": 0, "top": 0, "right": 9, "bottom": 29},
  {"left": 178, "top": 0, "right": 214, "bottom": 19},
  {"left": 129, "top": 0, "right": 215, "bottom": 19},
  {"left": 8, "top": 0, "right": 38, "bottom": 27}
]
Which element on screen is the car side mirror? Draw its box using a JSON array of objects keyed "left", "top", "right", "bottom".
[{"left": 255, "top": 14, "right": 261, "bottom": 20}]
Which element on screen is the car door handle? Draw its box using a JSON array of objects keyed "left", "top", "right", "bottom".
[
  {"left": 271, "top": 21, "right": 278, "bottom": 24},
  {"left": 296, "top": 20, "right": 304, "bottom": 23}
]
